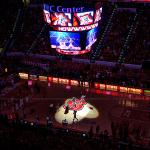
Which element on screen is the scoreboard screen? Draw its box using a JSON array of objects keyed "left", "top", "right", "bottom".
[
  {"left": 73, "top": 11, "right": 94, "bottom": 26},
  {"left": 43, "top": 3, "right": 102, "bottom": 55},
  {"left": 51, "top": 13, "right": 72, "bottom": 26}
]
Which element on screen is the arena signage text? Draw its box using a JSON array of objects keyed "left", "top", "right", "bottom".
[{"left": 49, "top": 5, "right": 85, "bottom": 13}]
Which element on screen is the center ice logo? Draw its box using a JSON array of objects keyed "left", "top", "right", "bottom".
[{"left": 63, "top": 95, "right": 87, "bottom": 111}]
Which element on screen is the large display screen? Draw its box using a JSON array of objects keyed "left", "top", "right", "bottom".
[
  {"left": 50, "top": 31, "right": 81, "bottom": 50},
  {"left": 73, "top": 11, "right": 94, "bottom": 26},
  {"left": 86, "top": 27, "right": 98, "bottom": 49},
  {"left": 44, "top": 3, "right": 102, "bottom": 55},
  {"left": 43, "top": 4, "right": 102, "bottom": 28},
  {"left": 51, "top": 13, "right": 72, "bottom": 26}
]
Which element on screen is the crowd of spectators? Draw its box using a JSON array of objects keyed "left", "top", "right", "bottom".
[
  {"left": 12, "top": 6, "right": 44, "bottom": 53},
  {"left": 0, "top": 75, "right": 149, "bottom": 150},
  {"left": 12, "top": 56, "right": 149, "bottom": 89},
  {"left": 0, "top": 0, "right": 22, "bottom": 48},
  {"left": 0, "top": 58, "right": 20, "bottom": 94},
  {"left": 99, "top": 9, "right": 135, "bottom": 62},
  {"left": 0, "top": 113, "right": 149, "bottom": 150},
  {"left": 0, "top": 72, "right": 20, "bottom": 95},
  {"left": 125, "top": 10, "right": 150, "bottom": 64},
  {"left": 9, "top": 4, "right": 149, "bottom": 66}
]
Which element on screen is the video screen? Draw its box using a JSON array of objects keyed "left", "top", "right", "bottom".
[
  {"left": 51, "top": 13, "right": 72, "bottom": 26},
  {"left": 86, "top": 27, "right": 98, "bottom": 49},
  {"left": 94, "top": 7, "right": 102, "bottom": 23},
  {"left": 50, "top": 31, "right": 81, "bottom": 50},
  {"left": 43, "top": 10, "right": 51, "bottom": 24},
  {"left": 73, "top": 11, "right": 94, "bottom": 26}
]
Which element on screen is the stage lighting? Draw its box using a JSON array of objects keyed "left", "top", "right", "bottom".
[{"left": 55, "top": 97, "right": 99, "bottom": 124}]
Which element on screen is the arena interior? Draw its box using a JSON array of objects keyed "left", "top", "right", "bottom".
[{"left": 0, "top": 0, "right": 150, "bottom": 150}]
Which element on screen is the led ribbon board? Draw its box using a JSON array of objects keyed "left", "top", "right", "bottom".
[
  {"left": 56, "top": 23, "right": 98, "bottom": 32},
  {"left": 51, "top": 13, "right": 72, "bottom": 26}
]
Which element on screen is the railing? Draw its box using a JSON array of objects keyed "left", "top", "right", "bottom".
[
  {"left": 1, "top": 9, "right": 24, "bottom": 56},
  {"left": 26, "top": 24, "right": 47, "bottom": 54},
  {"left": 90, "top": 5, "right": 118, "bottom": 63},
  {"left": 118, "top": 11, "right": 141, "bottom": 64}
]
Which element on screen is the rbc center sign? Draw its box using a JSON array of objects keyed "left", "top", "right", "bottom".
[{"left": 49, "top": 5, "right": 85, "bottom": 13}]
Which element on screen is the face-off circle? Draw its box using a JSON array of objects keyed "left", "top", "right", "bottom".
[
  {"left": 55, "top": 96, "right": 99, "bottom": 124},
  {"left": 63, "top": 96, "right": 87, "bottom": 111}
]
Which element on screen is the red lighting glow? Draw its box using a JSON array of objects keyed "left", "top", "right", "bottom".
[
  {"left": 18, "top": 73, "right": 147, "bottom": 97},
  {"left": 56, "top": 23, "right": 98, "bottom": 31},
  {"left": 56, "top": 48, "right": 91, "bottom": 55}
]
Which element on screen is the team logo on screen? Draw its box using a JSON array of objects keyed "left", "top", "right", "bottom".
[
  {"left": 73, "top": 11, "right": 94, "bottom": 26},
  {"left": 51, "top": 13, "right": 72, "bottom": 26},
  {"left": 63, "top": 96, "right": 87, "bottom": 111}
]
